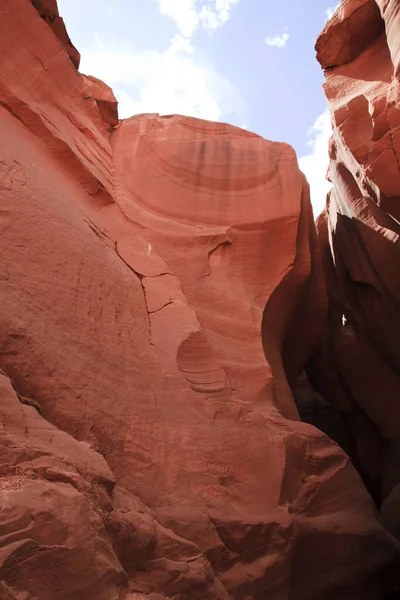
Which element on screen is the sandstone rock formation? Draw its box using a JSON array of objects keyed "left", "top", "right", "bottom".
[
  {"left": 0, "top": 1, "right": 399, "bottom": 598},
  {"left": 310, "top": 0, "right": 400, "bottom": 532}
]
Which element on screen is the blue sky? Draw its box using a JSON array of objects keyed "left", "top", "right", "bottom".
[{"left": 58, "top": 0, "right": 339, "bottom": 214}]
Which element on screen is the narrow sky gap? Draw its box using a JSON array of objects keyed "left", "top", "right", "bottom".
[{"left": 58, "top": 0, "right": 337, "bottom": 215}]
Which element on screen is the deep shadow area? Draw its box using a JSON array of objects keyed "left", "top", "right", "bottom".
[
  {"left": 384, "top": 591, "right": 400, "bottom": 600},
  {"left": 292, "top": 369, "right": 350, "bottom": 452}
]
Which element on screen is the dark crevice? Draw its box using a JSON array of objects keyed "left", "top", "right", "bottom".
[
  {"left": 291, "top": 369, "right": 350, "bottom": 452},
  {"left": 17, "top": 392, "right": 42, "bottom": 415}
]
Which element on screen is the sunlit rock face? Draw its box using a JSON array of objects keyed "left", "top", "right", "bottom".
[
  {"left": 0, "top": 1, "right": 399, "bottom": 599},
  {"left": 310, "top": 0, "right": 400, "bottom": 544}
]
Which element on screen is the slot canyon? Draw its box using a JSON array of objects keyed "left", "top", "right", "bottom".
[{"left": 0, "top": 1, "right": 400, "bottom": 598}]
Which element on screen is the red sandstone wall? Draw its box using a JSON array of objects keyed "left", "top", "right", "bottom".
[
  {"left": 0, "top": 1, "right": 399, "bottom": 598},
  {"left": 310, "top": 2, "right": 400, "bottom": 544}
]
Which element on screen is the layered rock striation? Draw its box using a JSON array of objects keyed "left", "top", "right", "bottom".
[
  {"left": 0, "top": 0, "right": 399, "bottom": 598},
  {"left": 310, "top": 0, "right": 400, "bottom": 542}
]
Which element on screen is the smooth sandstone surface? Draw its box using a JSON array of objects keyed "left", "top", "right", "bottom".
[{"left": 0, "top": 1, "right": 399, "bottom": 598}]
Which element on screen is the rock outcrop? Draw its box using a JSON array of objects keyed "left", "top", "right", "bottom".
[
  {"left": 0, "top": 0, "right": 399, "bottom": 598},
  {"left": 310, "top": 0, "right": 400, "bottom": 542}
]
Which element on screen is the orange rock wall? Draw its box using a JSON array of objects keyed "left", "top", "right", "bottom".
[{"left": 310, "top": 0, "right": 400, "bottom": 536}]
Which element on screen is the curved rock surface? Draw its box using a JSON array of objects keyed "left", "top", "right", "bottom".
[
  {"left": 0, "top": 1, "right": 399, "bottom": 598},
  {"left": 310, "top": 0, "right": 400, "bottom": 538}
]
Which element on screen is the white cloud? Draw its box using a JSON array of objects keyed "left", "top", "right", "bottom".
[
  {"left": 298, "top": 109, "right": 333, "bottom": 217},
  {"left": 157, "top": 0, "right": 199, "bottom": 37},
  {"left": 264, "top": 30, "right": 289, "bottom": 48},
  {"left": 199, "top": 0, "right": 240, "bottom": 30},
  {"left": 80, "top": 34, "right": 243, "bottom": 122},
  {"left": 156, "top": 0, "right": 239, "bottom": 37},
  {"left": 78, "top": 0, "right": 243, "bottom": 126},
  {"left": 325, "top": 4, "right": 340, "bottom": 21}
]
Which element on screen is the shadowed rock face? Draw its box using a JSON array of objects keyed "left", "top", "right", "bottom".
[
  {"left": 0, "top": 1, "right": 399, "bottom": 598},
  {"left": 309, "top": 0, "right": 400, "bottom": 546}
]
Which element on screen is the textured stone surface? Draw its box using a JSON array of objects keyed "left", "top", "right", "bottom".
[
  {"left": 0, "top": 0, "right": 399, "bottom": 598},
  {"left": 0, "top": 369, "right": 126, "bottom": 599},
  {"left": 310, "top": 0, "right": 400, "bottom": 533},
  {"left": 31, "top": 0, "right": 81, "bottom": 68}
]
